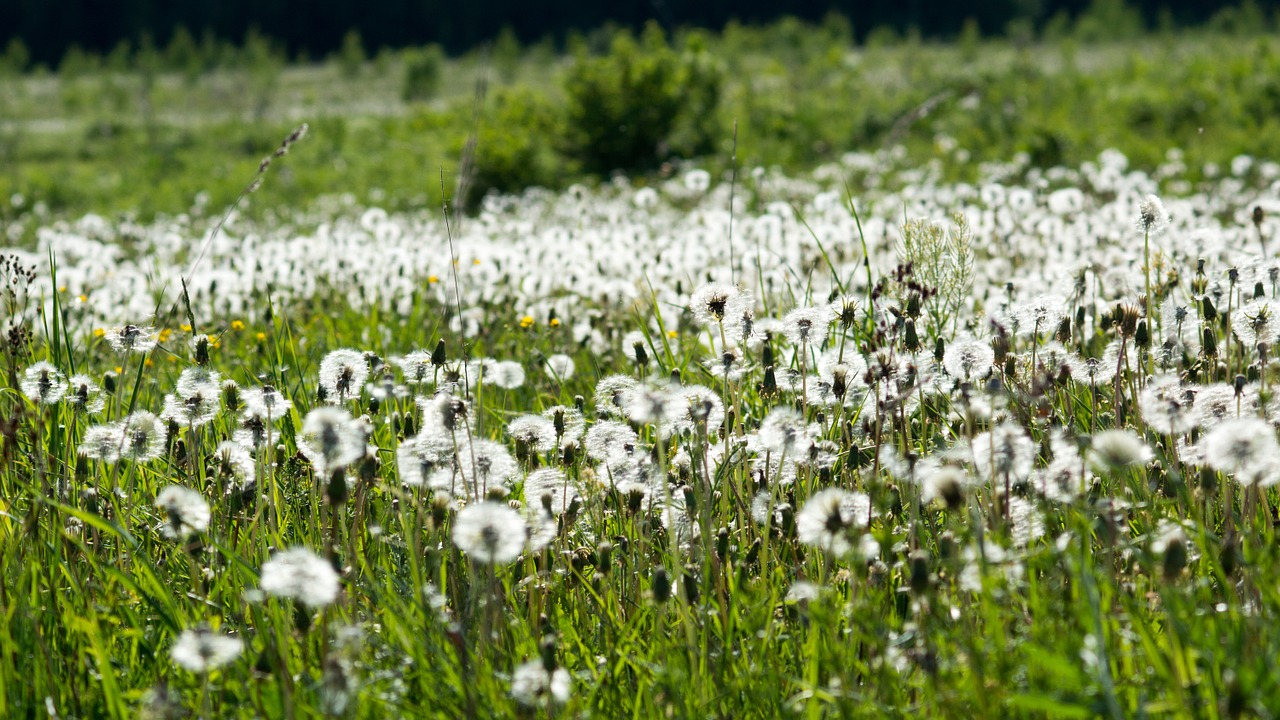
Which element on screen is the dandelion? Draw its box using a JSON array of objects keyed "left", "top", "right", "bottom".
[
  {"left": 542, "top": 405, "right": 585, "bottom": 446},
  {"left": 1140, "top": 376, "right": 1198, "bottom": 435},
  {"left": 260, "top": 547, "right": 341, "bottom": 607},
  {"left": 544, "top": 354, "right": 575, "bottom": 382},
  {"left": 159, "top": 387, "right": 219, "bottom": 428},
  {"left": 452, "top": 501, "right": 527, "bottom": 564},
  {"left": 508, "top": 415, "right": 558, "bottom": 453},
  {"left": 79, "top": 423, "right": 122, "bottom": 462},
  {"left": 758, "top": 407, "right": 813, "bottom": 457},
  {"left": 298, "top": 407, "right": 366, "bottom": 475},
  {"left": 510, "top": 659, "right": 571, "bottom": 707},
  {"left": 210, "top": 441, "right": 256, "bottom": 490},
  {"left": 65, "top": 374, "right": 106, "bottom": 414},
  {"left": 396, "top": 350, "right": 435, "bottom": 385},
  {"left": 690, "top": 282, "right": 740, "bottom": 325},
  {"left": 455, "top": 437, "right": 520, "bottom": 496},
  {"left": 943, "top": 338, "right": 994, "bottom": 382},
  {"left": 489, "top": 360, "right": 526, "bottom": 389},
  {"left": 119, "top": 411, "right": 167, "bottom": 462},
  {"left": 318, "top": 348, "right": 369, "bottom": 402},
  {"left": 584, "top": 420, "right": 639, "bottom": 463},
  {"left": 1088, "top": 429, "right": 1153, "bottom": 471},
  {"left": 20, "top": 361, "right": 67, "bottom": 405},
  {"left": 781, "top": 306, "right": 832, "bottom": 346},
  {"left": 1137, "top": 193, "right": 1168, "bottom": 235},
  {"left": 1203, "top": 417, "right": 1280, "bottom": 486},
  {"left": 795, "top": 488, "right": 872, "bottom": 556},
  {"left": 594, "top": 375, "right": 638, "bottom": 417},
  {"left": 155, "top": 486, "right": 211, "bottom": 539},
  {"left": 170, "top": 627, "right": 243, "bottom": 674},
  {"left": 971, "top": 423, "right": 1035, "bottom": 486},
  {"left": 523, "top": 467, "right": 579, "bottom": 516},
  {"left": 104, "top": 324, "right": 159, "bottom": 353},
  {"left": 396, "top": 432, "right": 454, "bottom": 489},
  {"left": 242, "top": 385, "right": 292, "bottom": 421}
]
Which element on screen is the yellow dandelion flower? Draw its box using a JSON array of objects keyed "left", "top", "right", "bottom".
[
  {"left": 549, "top": 318, "right": 561, "bottom": 327},
  {"left": 472, "top": 258, "right": 481, "bottom": 265},
  {"left": 520, "top": 316, "right": 535, "bottom": 329},
  {"left": 159, "top": 329, "right": 173, "bottom": 342},
  {"left": 256, "top": 332, "right": 267, "bottom": 341},
  {"left": 667, "top": 330, "right": 678, "bottom": 338},
  {"left": 93, "top": 328, "right": 106, "bottom": 338},
  {"left": 180, "top": 324, "right": 192, "bottom": 332},
  {"left": 76, "top": 294, "right": 87, "bottom": 303},
  {"left": 428, "top": 275, "right": 440, "bottom": 284},
  {"left": 231, "top": 320, "right": 245, "bottom": 331}
]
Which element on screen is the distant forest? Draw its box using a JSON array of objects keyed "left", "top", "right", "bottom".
[{"left": 3, "top": 0, "right": 1277, "bottom": 66}]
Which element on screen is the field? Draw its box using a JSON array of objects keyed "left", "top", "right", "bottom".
[{"left": 4, "top": 19, "right": 1280, "bottom": 719}]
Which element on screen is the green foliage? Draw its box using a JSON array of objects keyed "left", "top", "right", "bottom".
[
  {"left": 1, "top": 38, "right": 29, "bottom": 75},
  {"left": 466, "top": 87, "right": 565, "bottom": 206},
  {"left": 898, "top": 213, "right": 974, "bottom": 337},
  {"left": 491, "top": 25, "right": 522, "bottom": 83},
  {"left": 401, "top": 45, "right": 445, "bottom": 103},
  {"left": 337, "top": 29, "right": 366, "bottom": 79},
  {"left": 562, "top": 23, "right": 723, "bottom": 174}
]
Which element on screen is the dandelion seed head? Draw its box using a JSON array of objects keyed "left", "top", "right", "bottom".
[
  {"left": 155, "top": 485, "right": 211, "bottom": 539},
  {"left": 170, "top": 627, "right": 242, "bottom": 674},
  {"left": 452, "top": 501, "right": 527, "bottom": 564},
  {"left": 260, "top": 548, "right": 341, "bottom": 607},
  {"left": 20, "top": 361, "right": 67, "bottom": 405}
]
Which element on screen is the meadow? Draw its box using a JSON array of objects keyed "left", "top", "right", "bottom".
[{"left": 5, "top": 17, "right": 1280, "bottom": 720}]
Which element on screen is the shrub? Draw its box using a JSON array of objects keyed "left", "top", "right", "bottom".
[
  {"left": 562, "top": 22, "right": 723, "bottom": 175},
  {"left": 466, "top": 87, "right": 565, "bottom": 207},
  {"left": 403, "top": 45, "right": 446, "bottom": 103}
]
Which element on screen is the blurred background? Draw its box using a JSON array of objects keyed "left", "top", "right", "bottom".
[{"left": 2, "top": 0, "right": 1279, "bottom": 225}]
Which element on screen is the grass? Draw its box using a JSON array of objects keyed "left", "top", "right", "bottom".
[{"left": 4, "top": 20, "right": 1280, "bottom": 720}]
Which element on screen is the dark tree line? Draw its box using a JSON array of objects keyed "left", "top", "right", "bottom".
[{"left": 2, "top": 0, "right": 1274, "bottom": 67}]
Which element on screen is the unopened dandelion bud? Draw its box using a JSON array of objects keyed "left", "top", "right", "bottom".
[
  {"left": 1220, "top": 537, "right": 1239, "bottom": 576},
  {"left": 1055, "top": 316, "right": 1071, "bottom": 343},
  {"left": 933, "top": 337, "right": 945, "bottom": 363},
  {"left": 327, "top": 469, "right": 348, "bottom": 506},
  {"left": 1202, "top": 327, "right": 1218, "bottom": 357},
  {"left": 762, "top": 366, "right": 778, "bottom": 395},
  {"left": 681, "top": 485, "right": 696, "bottom": 513},
  {"left": 1255, "top": 282, "right": 1266, "bottom": 300},
  {"left": 909, "top": 551, "right": 930, "bottom": 595},
  {"left": 1202, "top": 295, "right": 1217, "bottom": 321},
  {"left": 683, "top": 570, "right": 699, "bottom": 604},
  {"left": 669, "top": 368, "right": 681, "bottom": 384},
  {"left": 431, "top": 339, "right": 447, "bottom": 366},
  {"left": 1229, "top": 267, "right": 1240, "bottom": 284},
  {"left": 103, "top": 370, "right": 117, "bottom": 394},
  {"left": 1253, "top": 205, "right": 1266, "bottom": 229},
  {"left": 1135, "top": 320, "right": 1150, "bottom": 348},
  {"left": 431, "top": 491, "right": 451, "bottom": 526},
  {"left": 904, "top": 320, "right": 920, "bottom": 352},
  {"left": 652, "top": 567, "right": 671, "bottom": 603},
  {"left": 293, "top": 603, "right": 312, "bottom": 633},
  {"left": 1235, "top": 374, "right": 1248, "bottom": 396},
  {"left": 992, "top": 334, "right": 1010, "bottom": 364},
  {"left": 1003, "top": 356, "right": 1016, "bottom": 377},
  {"left": 716, "top": 527, "right": 729, "bottom": 560},
  {"left": 633, "top": 342, "right": 648, "bottom": 366},
  {"left": 626, "top": 488, "right": 645, "bottom": 514},
  {"left": 762, "top": 342, "right": 774, "bottom": 367},
  {"left": 574, "top": 395, "right": 585, "bottom": 413},
  {"left": 1162, "top": 537, "right": 1187, "bottom": 580},
  {"left": 222, "top": 380, "right": 240, "bottom": 410},
  {"left": 539, "top": 634, "right": 558, "bottom": 673},
  {"left": 596, "top": 541, "right": 612, "bottom": 572}
]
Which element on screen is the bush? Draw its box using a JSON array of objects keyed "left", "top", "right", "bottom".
[
  {"left": 465, "top": 87, "right": 565, "bottom": 207},
  {"left": 562, "top": 22, "right": 723, "bottom": 175},
  {"left": 402, "top": 45, "right": 445, "bottom": 103}
]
